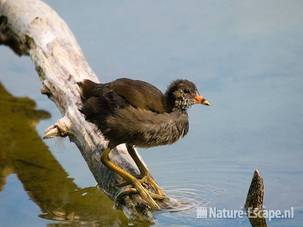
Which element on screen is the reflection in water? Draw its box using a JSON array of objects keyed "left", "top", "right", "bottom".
[{"left": 0, "top": 83, "right": 135, "bottom": 226}]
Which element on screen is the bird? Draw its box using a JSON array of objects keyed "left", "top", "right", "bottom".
[{"left": 78, "top": 78, "right": 210, "bottom": 209}]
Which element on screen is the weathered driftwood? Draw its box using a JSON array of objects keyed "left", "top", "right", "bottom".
[
  {"left": 245, "top": 169, "right": 267, "bottom": 227},
  {"left": 0, "top": 0, "right": 174, "bottom": 221}
]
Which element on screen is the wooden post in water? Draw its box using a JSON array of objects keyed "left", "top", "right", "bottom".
[{"left": 245, "top": 169, "right": 267, "bottom": 227}]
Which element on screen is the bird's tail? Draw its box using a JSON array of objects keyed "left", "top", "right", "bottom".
[{"left": 77, "top": 79, "right": 103, "bottom": 100}]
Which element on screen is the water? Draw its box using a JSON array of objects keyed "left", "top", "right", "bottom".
[{"left": 0, "top": 0, "right": 303, "bottom": 226}]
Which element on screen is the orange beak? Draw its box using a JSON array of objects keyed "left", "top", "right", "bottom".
[{"left": 194, "top": 95, "right": 210, "bottom": 106}]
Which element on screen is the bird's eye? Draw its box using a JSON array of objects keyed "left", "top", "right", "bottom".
[{"left": 183, "top": 88, "right": 190, "bottom": 94}]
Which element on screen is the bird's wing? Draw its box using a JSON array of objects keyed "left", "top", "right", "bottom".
[
  {"left": 79, "top": 78, "right": 167, "bottom": 113},
  {"left": 107, "top": 78, "right": 167, "bottom": 113}
]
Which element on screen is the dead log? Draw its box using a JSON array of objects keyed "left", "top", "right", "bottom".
[{"left": 0, "top": 0, "right": 174, "bottom": 221}]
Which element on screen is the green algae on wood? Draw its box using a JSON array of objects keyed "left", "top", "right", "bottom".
[{"left": 0, "top": 83, "right": 129, "bottom": 225}]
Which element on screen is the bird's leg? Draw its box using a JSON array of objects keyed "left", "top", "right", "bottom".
[
  {"left": 126, "top": 144, "right": 166, "bottom": 199},
  {"left": 101, "top": 147, "right": 160, "bottom": 209}
]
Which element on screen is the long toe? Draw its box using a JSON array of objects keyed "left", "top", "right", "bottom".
[
  {"left": 140, "top": 175, "right": 166, "bottom": 198},
  {"left": 133, "top": 180, "right": 161, "bottom": 210},
  {"left": 114, "top": 186, "right": 138, "bottom": 204}
]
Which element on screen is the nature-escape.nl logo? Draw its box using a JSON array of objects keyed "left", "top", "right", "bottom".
[{"left": 196, "top": 207, "right": 294, "bottom": 221}]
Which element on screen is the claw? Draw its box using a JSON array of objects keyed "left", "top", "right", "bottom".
[
  {"left": 132, "top": 180, "right": 161, "bottom": 210},
  {"left": 115, "top": 181, "right": 163, "bottom": 209},
  {"left": 140, "top": 175, "right": 166, "bottom": 198},
  {"left": 115, "top": 175, "right": 166, "bottom": 200},
  {"left": 114, "top": 186, "right": 137, "bottom": 205}
]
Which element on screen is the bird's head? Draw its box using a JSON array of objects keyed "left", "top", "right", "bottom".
[{"left": 165, "top": 79, "right": 210, "bottom": 111}]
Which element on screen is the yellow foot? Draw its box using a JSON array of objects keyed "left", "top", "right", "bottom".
[
  {"left": 114, "top": 179, "right": 162, "bottom": 209},
  {"left": 115, "top": 175, "right": 166, "bottom": 200},
  {"left": 139, "top": 175, "right": 166, "bottom": 199},
  {"left": 132, "top": 179, "right": 161, "bottom": 210}
]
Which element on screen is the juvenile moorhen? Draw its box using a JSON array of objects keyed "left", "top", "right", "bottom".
[{"left": 78, "top": 78, "right": 210, "bottom": 209}]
